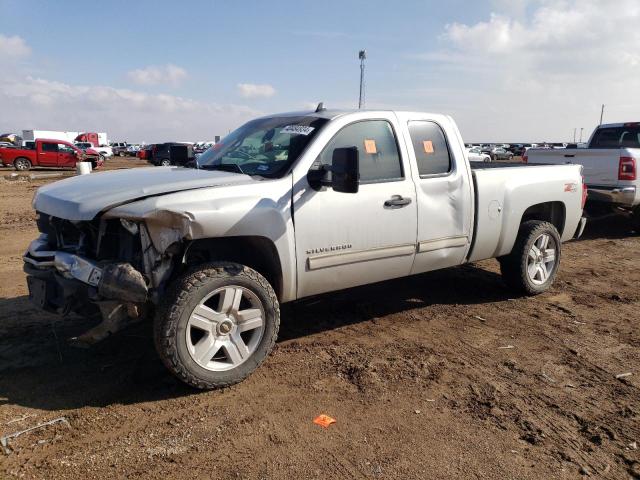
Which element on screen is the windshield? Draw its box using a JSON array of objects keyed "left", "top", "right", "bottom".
[{"left": 197, "top": 115, "right": 328, "bottom": 177}]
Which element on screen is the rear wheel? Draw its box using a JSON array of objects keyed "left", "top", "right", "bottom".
[
  {"left": 14, "top": 158, "right": 31, "bottom": 171},
  {"left": 499, "top": 220, "right": 561, "bottom": 295},
  {"left": 160, "top": 159, "right": 171, "bottom": 167},
  {"left": 154, "top": 262, "right": 280, "bottom": 389}
]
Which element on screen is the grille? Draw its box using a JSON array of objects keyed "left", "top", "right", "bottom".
[{"left": 36, "top": 212, "right": 143, "bottom": 268}]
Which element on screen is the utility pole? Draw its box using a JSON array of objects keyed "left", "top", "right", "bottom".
[
  {"left": 599, "top": 104, "right": 605, "bottom": 125},
  {"left": 358, "top": 50, "right": 366, "bottom": 109},
  {"left": 573, "top": 128, "right": 577, "bottom": 143},
  {"left": 580, "top": 127, "right": 584, "bottom": 143}
]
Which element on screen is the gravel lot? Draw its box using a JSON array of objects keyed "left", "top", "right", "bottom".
[{"left": 0, "top": 157, "right": 638, "bottom": 479}]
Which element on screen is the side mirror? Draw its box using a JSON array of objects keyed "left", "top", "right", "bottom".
[{"left": 331, "top": 147, "right": 359, "bottom": 193}]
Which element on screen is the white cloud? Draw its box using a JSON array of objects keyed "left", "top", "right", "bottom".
[
  {"left": 237, "top": 83, "right": 276, "bottom": 99},
  {"left": 0, "top": 34, "right": 31, "bottom": 58},
  {"left": 409, "top": 0, "right": 640, "bottom": 141},
  {"left": 127, "top": 64, "right": 188, "bottom": 87},
  {"left": 0, "top": 75, "right": 260, "bottom": 143}
]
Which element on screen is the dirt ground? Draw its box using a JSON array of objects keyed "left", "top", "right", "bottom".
[{"left": 0, "top": 157, "right": 638, "bottom": 479}]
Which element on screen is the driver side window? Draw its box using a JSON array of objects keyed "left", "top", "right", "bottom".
[{"left": 318, "top": 120, "right": 403, "bottom": 183}]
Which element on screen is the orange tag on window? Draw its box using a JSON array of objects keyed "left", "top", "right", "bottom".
[
  {"left": 423, "top": 140, "right": 434, "bottom": 154},
  {"left": 313, "top": 414, "right": 336, "bottom": 428},
  {"left": 364, "top": 139, "right": 377, "bottom": 154}
]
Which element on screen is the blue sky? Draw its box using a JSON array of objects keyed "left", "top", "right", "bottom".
[{"left": 1, "top": 0, "right": 638, "bottom": 142}]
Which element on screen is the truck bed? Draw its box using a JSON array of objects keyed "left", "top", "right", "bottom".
[{"left": 468, "top": 162, "right": 584, "bottom": 263}]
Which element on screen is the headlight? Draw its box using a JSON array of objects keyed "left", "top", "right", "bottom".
[{"left": 120, "top": 218, "right": 139, "bottom": 235}]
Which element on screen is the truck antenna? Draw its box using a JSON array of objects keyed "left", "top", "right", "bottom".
[{"left": 358, "top": 50, "right": 366, "bottom": 109}]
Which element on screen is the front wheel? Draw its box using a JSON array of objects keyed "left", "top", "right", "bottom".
[
  {"left": 160, "top": 159, "right": 171, "bottom": 167},
  {"left": 154, "top": 262, "right": 280, "bottom": 389},
  {"left": 499, "top": 220, "right": 561, "bottom": 295}
]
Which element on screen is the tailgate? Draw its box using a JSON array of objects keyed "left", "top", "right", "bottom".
[{"left": 529, "top": 148, "right": 620, "bottom": 186}]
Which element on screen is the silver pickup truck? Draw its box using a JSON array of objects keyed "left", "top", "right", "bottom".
[
  {"left": 525, "top": 122, "right": 640, "bottom": 229},
  {"left": 24, "top": 109, "right": 586, "bottom": 389}
]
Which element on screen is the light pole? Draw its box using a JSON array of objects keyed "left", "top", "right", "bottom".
[
  {"left": 358, "top": 50, "right": 366, "bottom": 109},
  {"left": 580, "top": 128, "right": 584, "bottom": 143},
  {"left": 600, "top": 104, "right": 605, "bottom": 125},
  {"left": 573, "top": 128, "right": 577, "bottom": 143}
]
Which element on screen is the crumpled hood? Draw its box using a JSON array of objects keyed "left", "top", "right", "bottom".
[{"left": 34, "top": 167, "right": 253, "bottom": 221}]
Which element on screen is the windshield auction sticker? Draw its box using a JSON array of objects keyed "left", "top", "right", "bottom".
[{"left": 281, "top": 125, "right": 315, "bottom": 136}]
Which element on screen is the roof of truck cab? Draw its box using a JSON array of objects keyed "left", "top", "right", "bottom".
[{"left": 259, "top": 109, "right": 449, "bottom": 121}]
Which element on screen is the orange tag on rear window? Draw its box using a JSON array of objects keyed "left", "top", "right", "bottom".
[
  {"left": 313, "top": 414, "right": 336, "bottom": 428},
  {"left": 364, "top": 139, "right": 377, "bottom": 154},
  {"left": 423, "top": 140, "right": 434, "bottom": 154}
]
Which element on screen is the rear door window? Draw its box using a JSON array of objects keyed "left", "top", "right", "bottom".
[{"left": 408, "top": 121, "right": 452, "bottom": 176}]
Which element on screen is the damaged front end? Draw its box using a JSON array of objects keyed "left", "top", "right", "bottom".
[{"left": 23, "top": 213, "right": 181, "bottom": 346}]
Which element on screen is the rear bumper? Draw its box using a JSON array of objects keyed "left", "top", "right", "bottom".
[{"left": 588, "top": 185, "right": 638, "bottom": 207}]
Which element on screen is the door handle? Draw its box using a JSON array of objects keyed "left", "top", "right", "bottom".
[{"left": 384, "top": 195, "right": 412, "bottom": 208}]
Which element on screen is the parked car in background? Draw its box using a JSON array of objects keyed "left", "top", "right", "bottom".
[
  {"left": 525, "top": 122, "right": 640, "bottom": 229},
  {"left": 23, "top": 109, "right": 586, "bottom": 389},
  {"left": 75, "top": 142, "right": 109, "bottom": 161},
  {"left": 147, "top": 142, "right": 195, "bottom": 167},
  {"left": 111, "top": 142, "right": 129, "bottom": 156},
  {"left": 466, "top": 146, "right": 491, "bottom": 162},
  {"left": 75, "top": 141, "right": 112, "bottom": 158},
  {"left": 137, "top": 144, "right": 153, "bottom": 161},
  {"left": 490, "top": 147, "right": 514, "bottom": 161},
  {"left": 126, "top": 144, "right": 141, "bottom": 155},
  {"left": 480, "top": 144, "right": 494, "bottom": 155},
  {"left": 0, "top": 133, "right": 22, "bottom": 145},
  {"left": 0, "top": 138, "right": 103, "bottom": 171}
]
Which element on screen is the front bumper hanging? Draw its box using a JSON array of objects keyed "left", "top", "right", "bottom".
[{"left": 23, "top": 235, "right": 148, "bottom": 304}]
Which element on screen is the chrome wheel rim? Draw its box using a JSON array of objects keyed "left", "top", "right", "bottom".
[
  {"left": 527, "top": 233, "right": 557, "bottom": 285},
  {"left": 185, "top": 285, "right": 265, "bottom": 372},
  {"left": 15, "top": 159, "right": 29, "bottom": 170}
]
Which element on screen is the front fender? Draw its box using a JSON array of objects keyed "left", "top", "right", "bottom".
[{"left": 103, "top": 177, "right": 298, "bottom": 302}]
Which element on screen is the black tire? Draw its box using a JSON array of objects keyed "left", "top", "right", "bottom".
[
  {"left": 154, "top": 262, "right": 280, "bottom": 389},
  {"left": 499, "top": 220, "right": 561, "bottom": 295},
  {"left": 632, "top": 207, "right": 640, "bottom": 232},
  {"left": 160, "top": 159, "right": 171, "bottom": 167},
  {"left": 14, "top": 157, "right": 31, "bottom": 171},
  {"left": 119, "top": 152, "right": 125, "bottom": 157}
]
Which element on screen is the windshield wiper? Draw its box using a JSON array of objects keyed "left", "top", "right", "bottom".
[{"left": 200, "top": 163, "right": 246, "bottom": 174}]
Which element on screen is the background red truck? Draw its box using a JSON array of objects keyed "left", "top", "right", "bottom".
[{"left": 0, "top": 139, "right": 103, "bottom": 171}]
